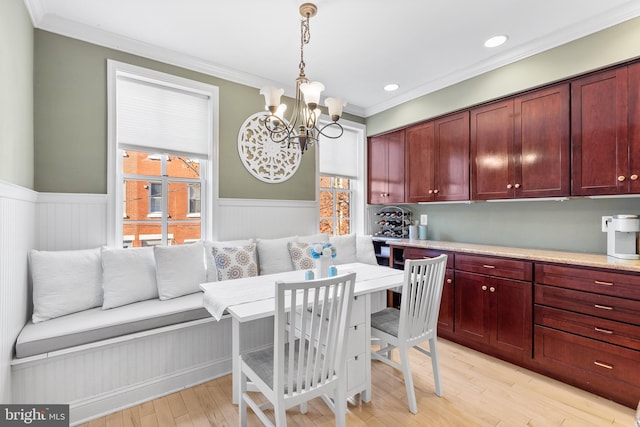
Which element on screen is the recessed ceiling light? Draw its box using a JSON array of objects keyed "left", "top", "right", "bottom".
[
  {"left": 384, "top": 83, "right": 399, "bottom": 92},
  {"left": 484, "top": 35, "right": 508, "bottom": 48}
]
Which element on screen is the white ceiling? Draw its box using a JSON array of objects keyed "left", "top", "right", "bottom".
[{"left": 25, "top": 0, "right": 640, "bottom": 117}]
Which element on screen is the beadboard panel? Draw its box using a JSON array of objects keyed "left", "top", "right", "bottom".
[
  {"left": 12, "top": 316, "right": 274, "bottom": 425},
  {"left": 215, "top": 198, "right": 319, "bottom": 240},
  {"left": 36, "top": 193, "right": 108, "bottom": 251},
  {"left": 0, "top": 182, "right": 37, "bottom": 404}
]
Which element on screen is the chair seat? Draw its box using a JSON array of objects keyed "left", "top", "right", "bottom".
[
  {"left": 371, "top": 307, "right": 400, "bottom": 338},
  {"left": 243, "top": 338, "right": 324, "bottom": 393}
]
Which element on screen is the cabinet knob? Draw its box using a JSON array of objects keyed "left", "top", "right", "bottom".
[
  {"left": 617, "top": 175, "right": 626, "bottom": 182},
  {"left": 428, "top": 189, "right": 434, "bottom": 194},
  {"left": 514, "top": 183, "right": 521, "bottom": 189},
  {"left": 481, "top": 285, "right": 487, "bottom": 291},
  {"left": 506, "top": 184, "right": 513, "bottom": 189},
  {"left": 433, "top": 189, "right": 439, "bottom": 194},
  {"left": 631, "top": 174, "right": 639, "bottom": 181},
  {"left": 489, "top": 287, "right": 496, "bottom": 292},
  {"left": 446, "top": 278, "right": 452, "bottom": 284}
]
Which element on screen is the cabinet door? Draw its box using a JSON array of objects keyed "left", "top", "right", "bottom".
[
  {"left": 368, "top": 135, "right": 389, "bottom": 204},
  {"left": 386, "top": 130, "right": 406, "bottom": 203},
  {"left": 629, "top": 62, "right": 640, "bottom": 193},
  {"left": 491, "top": 277, "right": 532, "bottom": 361},
  {"left": 435, "top": 112, "right": 470, "bottom": 201},
  {"left": 405, "top": 122, "right": 435, "bottom": 203},
  {"left": 455, "top": 271, "right": 490, "bottom": 344},
  {"left": 571, "top": 68, "right": 629, "bottom": 195},
  {"left": 514, "top": 84, "right": 570, "bottom": 198},
  {"left": 438, "top": 269, "right": 455, "bottom": 336},
  {"left": 471, "top": 99, "right": 515, "bottom": 200}
]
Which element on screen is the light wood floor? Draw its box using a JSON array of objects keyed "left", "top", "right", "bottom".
[{"left": 80, "top": 339, "right": 635, "bottom": 427}]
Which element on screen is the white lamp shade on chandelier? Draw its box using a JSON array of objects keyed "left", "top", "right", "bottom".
[{"left": 258, "top": 2, "right": 346, "bottom": 153}]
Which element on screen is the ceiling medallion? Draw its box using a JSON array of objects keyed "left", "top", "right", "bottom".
[{"left": 237, "top": 113, "right": 302, "bottom": 183}]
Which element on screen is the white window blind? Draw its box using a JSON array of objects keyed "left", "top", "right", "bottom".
[
  {"left": 319, "top": 127, "right": 359, "bottom": 178},
  {"left": 116, "top": 73, "right": 210, "bottom": 158}
]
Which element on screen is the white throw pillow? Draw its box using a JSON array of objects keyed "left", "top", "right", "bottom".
[
  {"left": 356, "top": 235, "right": 379, "bottom": 265},
  {"left": 288, "top": 242, "right": 317, "bottom": 270},
  {"left": 204, "top": 239, "right": 253, "bottom": 282},
  {"left": 329, "top": 234, "right": 357, "bottom": 265},
  {"left": 212, "top": 244, "right": 258, "bottom": 280},
  {"left": 29, "top": 247, "right": 103, "bottom": 323},
  {"left": 154, "top": 242, "right": 206, "bottom": 300},
  {"left": 102, "top": 246, "right": 158, "bottom": 309},
  {"left": 256, "top": 236, "right": 298, "bottom": 275},
  {"left": 298, "top": 233, "right": 329, "bottom": 243}
]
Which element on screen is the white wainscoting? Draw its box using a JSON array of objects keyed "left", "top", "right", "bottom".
[
  {"left": 214, "top": 198, "right": 319, "bottom": 240},
  {"left": 36, "top": 192, "right": 109, "bottom": 251},
  {"left": 0, "top": 182, "right": 37, "bottom": 404}
]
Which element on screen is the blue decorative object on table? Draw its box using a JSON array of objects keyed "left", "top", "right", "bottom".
[
  {"left": 328, "top": 265, "right": 338, "bottom": 277},
  {"left": 305, "top": 270, "right": 315, "bottom": 280},
  {"left": 309, "top": 242, "right": 337, "bottom": 278}
]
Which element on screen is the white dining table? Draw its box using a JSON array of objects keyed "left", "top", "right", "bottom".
[{"left": 199, "top": 262, "right": 404, "bottom": 404}]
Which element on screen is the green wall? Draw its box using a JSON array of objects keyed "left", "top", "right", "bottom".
[
  {"left": 33, "top": 30, "right": 363, "bottom": 199},
  {"left": 0, "top": 0, "right": 34, "bottom": 189}
]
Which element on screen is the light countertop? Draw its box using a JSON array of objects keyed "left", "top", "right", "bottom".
[{"left": 385, "top": 239, "right": 640, "bottom": 274}]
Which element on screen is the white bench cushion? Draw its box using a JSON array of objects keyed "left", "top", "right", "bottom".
[{"left": 15, "top": 293, "right": 210, "bottom": 358}]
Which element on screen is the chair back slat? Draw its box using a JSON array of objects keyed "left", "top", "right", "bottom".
[
  {"left": 274, "top": 272, "right": 356, "bottom": 398},
  {"left": 399, "top": 255, "right": 447, "bottom": 342}
]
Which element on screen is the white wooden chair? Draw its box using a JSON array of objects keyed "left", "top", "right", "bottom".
[
  {"left": 370, "top": 254, "right": 448, "bottom": 414},
  {"left": 239, "top": 272, "right": 356, "bottom": 427}
]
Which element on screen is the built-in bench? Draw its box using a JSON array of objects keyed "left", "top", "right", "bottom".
[{"left": 11, "top": 233, "right": 382, "bottom": 425}]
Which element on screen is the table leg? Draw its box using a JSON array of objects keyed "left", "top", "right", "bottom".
[
  {"left": 232, "top": 317, "right": 240, "bottom": 405},
  {"left": 362, "top": 293, "right": 372, "bottom": 403}
]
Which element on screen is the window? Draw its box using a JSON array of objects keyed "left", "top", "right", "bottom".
[
  {"left": 320, "top": 176, "right": 352, "bottom": 236},
  {"left": 108, "top": 61, "right": 218, "bottom": 247},
  {"left": 318, "top": 122, "right": 365, "bottom": 236}
]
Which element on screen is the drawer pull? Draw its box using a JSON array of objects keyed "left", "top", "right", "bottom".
[
  {"left": 594, "top": 304, "right": 613, "bottom": 311},
  {"left": 594, "top": 327, "right": 613, "bottom": 334},
  {"left": 594, "top": 280, "right": 614, "bottom": 287},
  {"left": 593, "top": 360, "right": 613, "bottom": 370},
  {"left": 482, "top": 285, "right": 487, "bottom": 291},
  {"left": 482, "top": 264, "right": 496, "bottom": 269}
]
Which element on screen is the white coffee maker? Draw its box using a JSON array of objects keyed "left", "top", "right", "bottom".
[{"left": 601, "top": 214, "right": 640, "bottom": 259}]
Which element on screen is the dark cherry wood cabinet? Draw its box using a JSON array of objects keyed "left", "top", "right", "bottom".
[
  {"left": 402, "top": 247, "right": 455, "bottom": 338},
  {"left": 405, "top": 112, "right": 469, "bottom": 203},
  {"left": 471, "top": 84, "right": 570, "bottom": 200},
  {"left": 571, "top": 64, "right": 640, "bottom": 195},
  {"left": 367, "top": 130, "right": 405, "bottom": 204},
  {"left": 533, "top": 263, "right": 640, "bottom": 408},
  {"left": 454, "top": 254, "right": 533, "bottom": 364}
]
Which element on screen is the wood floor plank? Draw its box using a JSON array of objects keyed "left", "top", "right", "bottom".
[{"left": 78, "top": 339, "right": 635, "bottom": 426}]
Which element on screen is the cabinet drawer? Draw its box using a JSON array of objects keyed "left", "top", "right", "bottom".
[
  {"left": 347, "top": 324, "right": 365, "bottom": 358},
  {"left": 535, "top": 263, "right": 640, "bottom": 300},
  {"left": 347, "top": 354, "right": 366, "bottom": 391},
  {"left": 351, "top": 295, "right": 366, "bottom": 326},
  {"left": 535, "top": 305, "right": 640, "bottom": 350},
  {"left": 534, "top": 326, "right": 640, "bottom": 398},
  {"left": 403, "top": 248, "right": 454, "bottom": 268},
  {"left": 535, "top": 284, "right": 640, "bottom": 325},
  {"left": 455, "top": 253, "right": 532, "bottom": 281}
]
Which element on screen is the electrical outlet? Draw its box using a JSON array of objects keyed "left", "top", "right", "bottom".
[{"left": 420, "top": 214, "right": 428, "bottom": 225}]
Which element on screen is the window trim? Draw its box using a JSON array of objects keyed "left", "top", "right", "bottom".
[{"left": 107, "top": 60, "right": 219, "bottom": 247}]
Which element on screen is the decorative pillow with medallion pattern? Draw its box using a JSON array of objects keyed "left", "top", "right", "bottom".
[
  {"left": 212, "top": 244, "right": 258, "bottom": 281},
  {"left": 287, "top": 242, "right": 316, "bottom": 271}
]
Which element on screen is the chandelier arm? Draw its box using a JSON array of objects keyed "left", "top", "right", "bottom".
[
  {"left": 316, "top": 121, "right": 345, "bottom": 139},
  {"left": 263, "top": 114, "right": 295, "bottom": 143}
]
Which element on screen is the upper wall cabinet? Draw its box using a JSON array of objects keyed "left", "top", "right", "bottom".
[
  {"left": 368, "top": 129, "right": 405, "bottom": 204},
  {"left": 572, "top": 65, "right": 640, "bottom": 196},
  {"left": 471, "top": 84, "right": 570, "bottom": 200},
  {"left": 405, "top": 112, "right": 470, "bottom": 203}
]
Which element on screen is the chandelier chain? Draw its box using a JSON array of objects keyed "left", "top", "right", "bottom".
[{"left": 299, "top": 15, "right": 311, "bottom": 76}]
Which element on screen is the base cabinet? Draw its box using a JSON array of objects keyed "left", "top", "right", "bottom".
[
  {"left": 533, "top": 263, "right": 640, "bottom": 407},
  {"left": 454, "top": 255, "right": 532, "bottom": 364}
]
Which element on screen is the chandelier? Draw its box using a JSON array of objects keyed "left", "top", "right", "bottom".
[{"left": 259, "top": 2, "right": 346, "bottom": 153}]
